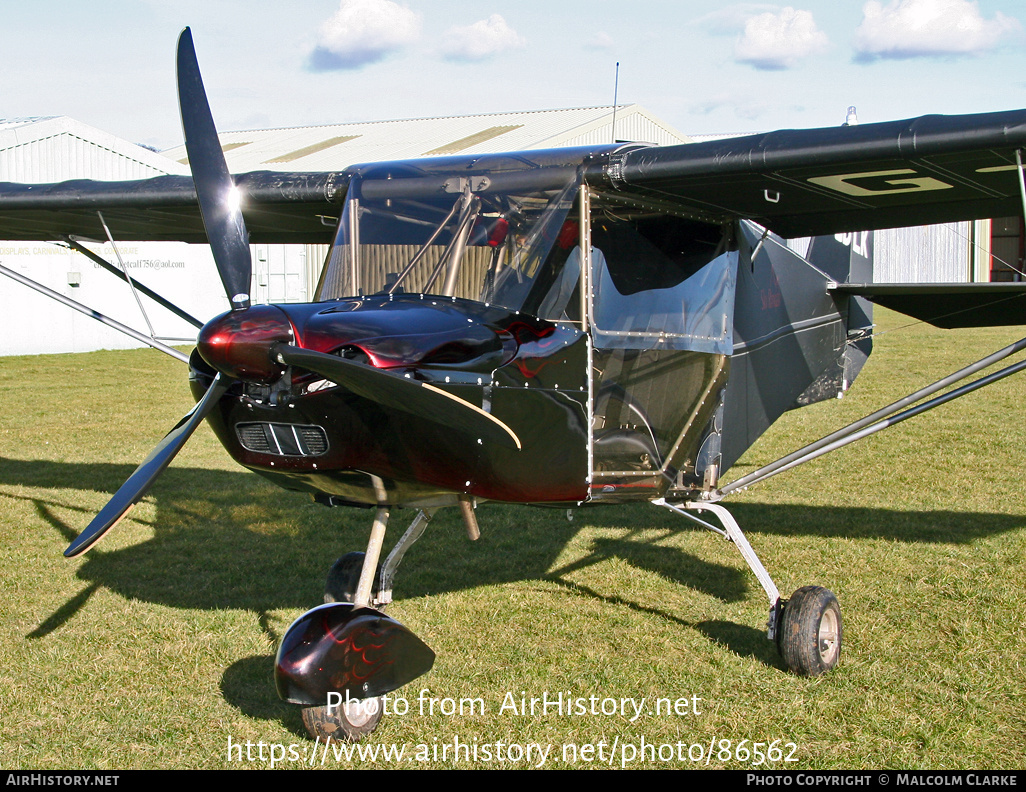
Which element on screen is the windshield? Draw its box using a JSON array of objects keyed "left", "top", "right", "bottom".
[{"left": 315, "top": 163, "right": 580, "bottom": 315}]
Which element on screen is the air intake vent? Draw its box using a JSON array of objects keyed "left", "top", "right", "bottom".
[
  {"left": 238, "top": 423, "right": 272, "bottom": 453},
  {"left": 236, "top": 423, "right": 329, "bottom": 457},
  {"left": 295, "top": 425, "right": 329, "bottom": 455}
]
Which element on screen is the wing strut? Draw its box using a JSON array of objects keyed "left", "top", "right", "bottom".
[
  {"left": 714, "top": 334, "right": 1026, "bottom": 498},
  {"left": 61, "top": 236, "right": 203, "bottom": 329},
  {"left": 1015, "top": 149, "right": 1026, "bottom": 219},
  {"left": 97, "top": 211, "right": 157, "bottom": 340},
  {"left": 0, "top": 263, "right": 190, "bottom": 363}
]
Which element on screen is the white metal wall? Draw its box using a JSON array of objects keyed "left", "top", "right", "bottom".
[
  {"left": 1, "top": 240, "right": 228, "bottom": 356},
  {"left": 787, "top": 223, "right": 979, "bottom": 283},
  {"left": 875, "top": 223, "right": 970, "bottom": 283},
  {"left": 0, "top": 133, "right": 171, "bottom": 182},
  {"left": 0, "top": 118, "right": 223, "bottom": 357}
]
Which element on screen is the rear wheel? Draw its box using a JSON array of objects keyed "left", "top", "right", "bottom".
[{"left": 778, "top": 586, "right": 841, "bottom": 676}]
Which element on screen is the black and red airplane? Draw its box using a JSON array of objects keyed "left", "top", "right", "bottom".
[{"left": 3, "top": 29, "right": 1026, "bottom": 741}]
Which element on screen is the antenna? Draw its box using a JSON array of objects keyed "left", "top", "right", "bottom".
[{"left": 611, "top": 62, "right": 620, "bottom": 144}]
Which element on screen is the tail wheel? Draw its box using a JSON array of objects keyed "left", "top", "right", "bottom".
[
  {"left": 778, "top": 586, "right": 842, "bottom": 676},
  {"left": 302, "top": 696, "right": 384, "bottom": 743}
]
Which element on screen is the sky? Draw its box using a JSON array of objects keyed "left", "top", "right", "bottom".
[{"left": 3, "top": 0, "right": 1025, "bottom": 151}]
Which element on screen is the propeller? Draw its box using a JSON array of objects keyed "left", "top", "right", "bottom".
[
  {"left": 274, "top": 343, "right": 522, "bottom": 449},
  {"left": 177, "top": 27, "right": 252, "bottom": 310},
  {"left": 65, "top": 29, "right": 247, "bottom": 557},
  {"left": 64, "top": 376, "right": 230, "bottom": 557},
  {"left": 67, "top": 29, "right": 522, "bottom": 557}
]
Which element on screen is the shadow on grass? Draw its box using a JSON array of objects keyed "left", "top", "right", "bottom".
[
  {"left": 220, "top": 655, "right": 309, "bottom": 740},
  {"left": 548, "top": 536, "right": 750, "bottom": 602},
  {"left": 3, "top": 456, "right": 1023, "bottom": 729},
  {"left": 695, "top": 621, "right": 786, "bottom": 670},
  {"left": 5, "top": 455, "right": 1024, "bottom": 617},
  {"left": 544, "top": 577, "right": 786, "bottom": 671}
]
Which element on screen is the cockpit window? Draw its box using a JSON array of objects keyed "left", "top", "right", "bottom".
[{"left": 315, "top": 163, "right": 579, "bottom": 315}]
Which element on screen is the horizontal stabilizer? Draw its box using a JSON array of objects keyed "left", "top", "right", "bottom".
[{"left": 830, "top": 282, "right": 1026, "bottom": 328}]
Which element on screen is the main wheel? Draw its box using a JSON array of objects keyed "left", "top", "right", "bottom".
[
  {"left": 325, "top": 551, "right": 383, "bottom": 605},
  {"left": 309, "top": 554, "right": 387, "bottom": 742},
  {"left": 778, "top": 586, "right": 841, "bottom": 676},
  {"left": 302, "top": 696, "right": 384, "bottom": 743}
]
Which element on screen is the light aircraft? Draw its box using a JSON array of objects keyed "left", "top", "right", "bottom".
[{"left": 2, "top": 29, "right": 1026, "bottom": 742}]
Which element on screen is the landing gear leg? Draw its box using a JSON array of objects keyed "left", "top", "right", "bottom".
[
  {"left": 653, "top": 498, "right": 842, "bottom": 676},
  {"left": 303, "top": 502, "right": 437, "bottom": 742},
  {"left": 323, "top": 508, "right": 436, "bottom": 608}
]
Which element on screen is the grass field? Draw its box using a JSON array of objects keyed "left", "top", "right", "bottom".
[{"left": 1, "top": 308, "right": 1024, "bottom": 770}]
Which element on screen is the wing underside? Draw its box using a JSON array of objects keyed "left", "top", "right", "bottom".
[
  {"left": 589, "top": 109, "right": 1026, "bottom": 239},
  {"left": 0, "top": 170, "right": 348, "bottom": 244}
]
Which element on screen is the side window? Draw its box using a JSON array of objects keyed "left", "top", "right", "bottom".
[{"left": 590, "top": 216, "right": 737, "bottom": 355}]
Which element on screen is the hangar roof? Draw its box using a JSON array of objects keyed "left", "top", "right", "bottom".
[
  {"left": 162, "top": 105, "right": 691, "bottom": 171},
  {"left": 0, "top": 116, "right": 189, "bottom": 182},
  {"left": 1, "top": 106, "right": 691, "bottom": 182}
]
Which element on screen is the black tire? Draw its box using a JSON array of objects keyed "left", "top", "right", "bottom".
[
  {"left": 325, "top": 551, "right": 383, "bottom": 605},
  {"left": 301, "top": 697, "right": 384, "bottom": 743},
  {"left": 778, "top": 586, "right": 842, "bottom": 676}
]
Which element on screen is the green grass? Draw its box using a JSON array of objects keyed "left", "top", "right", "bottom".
[{"left": 1, "top": 309, "right": 1024, "bottom": 769}]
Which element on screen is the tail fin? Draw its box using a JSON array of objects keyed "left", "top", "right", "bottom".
[{"left": 720, "top": 226, "right": 875, "bottom": 473}]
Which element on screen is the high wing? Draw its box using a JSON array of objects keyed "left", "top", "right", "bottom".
[
  {"left": 0, "top": 170, "right": 347, "bottom": 244},
  {"left": 4, "top": 107, "right": 1026, "bottom": 255},
  {"left": 587, "top": 108, "right": 1026, "bottom": 239}
]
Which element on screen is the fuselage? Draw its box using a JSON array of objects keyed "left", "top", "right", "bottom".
[
  {"left": 187, "top": 148, "right": 868, "bottom": 512},
  {"left": 191, "top": 294, "right": 590, "bottom": 508}
]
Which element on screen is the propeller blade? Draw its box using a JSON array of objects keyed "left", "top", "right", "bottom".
[
  {"left": 176, "top": 27, "right": 252, "bottom": 309},
  {"left": 64, "top": 375, "right": 231, "bottom": 558},
  {"left": 275, "top": 344, "right": 522, "bottom": 450}
]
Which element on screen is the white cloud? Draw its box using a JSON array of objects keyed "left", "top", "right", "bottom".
[
  {"left": 440, "top": 14, "right": 525, "bottom": 62},
  {"left": 687, "top": 96, "right": 804, "bottom": 124},
  {"left": 586, "top": 31, "right": 615, "bottom": 50},
  {"left": 695, "top": 4, "right": 782, "bottom": 35},
  {"left": 854, "top": 0, "right": 1020, "bottom": 61},
  {"left": 734, "top": 7, "right": 829, "bottom": 70},
  {"left": 308, "top": 0, "right": 421, "bottom": 71}
]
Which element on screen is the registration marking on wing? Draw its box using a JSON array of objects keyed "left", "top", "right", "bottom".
[{"left": 808, "top": 169, "right": 953, "bottom": 197}]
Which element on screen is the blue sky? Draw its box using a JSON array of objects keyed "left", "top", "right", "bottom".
[{"left": 3, "top": 0, "right": 1025, "bottom": 150}]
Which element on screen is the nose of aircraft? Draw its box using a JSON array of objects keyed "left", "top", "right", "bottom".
[
  {"left": 196, "top": 298, "right": 513, "bottom": 386},
  {"left": 196, "top": 305, "right": 294, "bottom": 383}
]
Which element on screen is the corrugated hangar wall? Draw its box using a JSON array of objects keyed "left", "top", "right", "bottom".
[
  {"left": 876, "top": 224, "right": 971, "bottom": 283},
  {"left": 0, "top": 117, "right": 186, "bottom": 181},
  {"left": 788, "top": 222, "right": 990, "bottom": 283},
  {"left": 1, "top": 132, "right": 165, "bottom": 182},
  {"left": 0, "top": 117, "right": 229, "bottom": 356}
]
